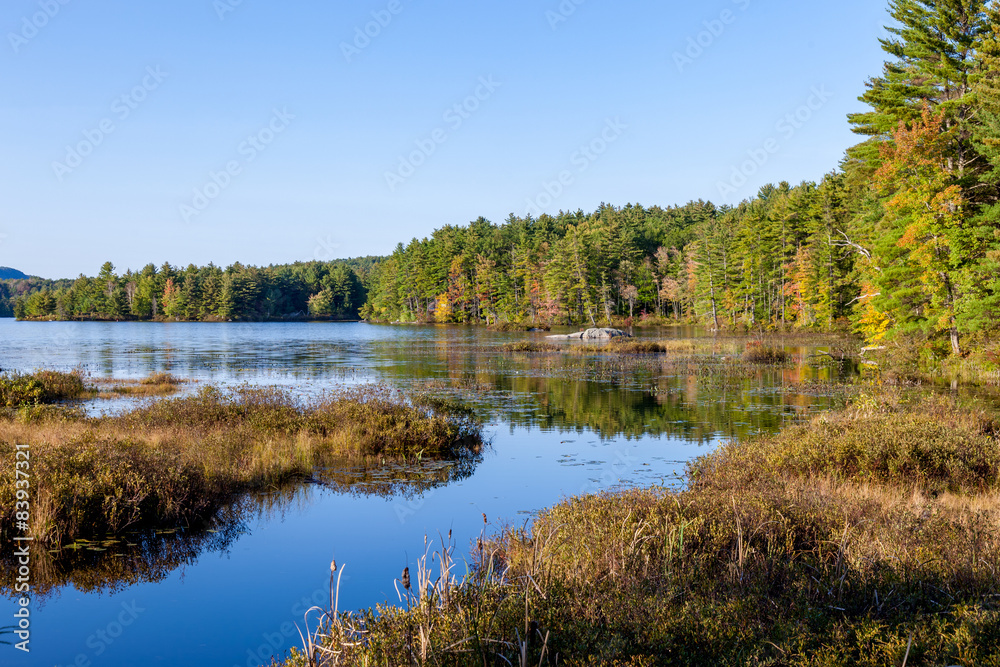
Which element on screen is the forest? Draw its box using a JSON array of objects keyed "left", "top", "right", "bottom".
[
  {"left": 3, "top": 259, "right": 377, "bottom": 322},
  {"left": 7, "top": 0, "right": 1000, "bottom": 361}
]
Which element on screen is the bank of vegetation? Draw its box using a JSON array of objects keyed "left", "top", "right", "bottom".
[
  {"left": 5, "top": 257, "right": 379, "bottom": 322},
  {"left": 282, "top": 390, "right": 1000, "bottom": 666},
  {"left": 0, "top": 384, "right": 482, "bottom": 546}
]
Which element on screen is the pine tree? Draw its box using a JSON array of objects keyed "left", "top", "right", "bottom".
[{"left": 849, "top": 0, "right": 989, "bottom": 171}]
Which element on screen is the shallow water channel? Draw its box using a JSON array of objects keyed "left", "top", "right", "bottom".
[{"left": 0, "top": 320, "right": 857, "bottom": 666}]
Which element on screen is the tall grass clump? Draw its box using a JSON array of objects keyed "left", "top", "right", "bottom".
[
  {"left": 0, "top": 370, "right": 85, "bottom": 407},
  {"left": 698, "top": 392, "right": 1000, "bottom": 493},
  {"left": 572, "top": 339, "right": 698, "bottom": 355},
  {"left": 742, "top": 340, "right": 791, "bottom": 364},
  {"left": 0, "top": 384, "right": 482, "bottom": 546},
  {"left": 499, "top": 341, "right": 561, "bottom": 353},
  {"left": 88, "top": 372, "right": 188, "bottom": 398},
  {"left": 289, "top": 393, "right": 1000, "bottom": 666}
]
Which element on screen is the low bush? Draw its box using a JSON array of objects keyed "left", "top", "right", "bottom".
[{"left": 0, "top": 370, "right": 85, "bottom": 407}]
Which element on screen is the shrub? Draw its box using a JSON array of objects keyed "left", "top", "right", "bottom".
[{"left": 0, "top": 370, "right": 85, "bottom": 407}]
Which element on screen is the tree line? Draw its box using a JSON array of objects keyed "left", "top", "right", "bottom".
[
  {"left": 8, "top": 0, "right": 1000, "bottom": 358},
  {"left": 7, "top": 259, "right": 377, "bottom": 322},
  {"left": 363, "top": 0, "right": 1000, "bottom": 356}
]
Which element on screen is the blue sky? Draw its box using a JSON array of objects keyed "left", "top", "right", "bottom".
[{"left": 1, "top": 0, "right": 891, "bottom": 279}]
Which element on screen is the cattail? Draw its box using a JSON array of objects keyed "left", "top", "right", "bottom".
[
  {"left": 401, "top": 566, "right": 411, "bottom": 591},
  {"left": 330, "top": 559, "right": 337, "bottom": 573},
  {"left": 482, "top": 513, "right": 488, "bottom": 525}
]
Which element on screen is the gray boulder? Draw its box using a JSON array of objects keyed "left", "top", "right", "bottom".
[{"left": 547, "top": 328, "right": 631, "bottom": 340}]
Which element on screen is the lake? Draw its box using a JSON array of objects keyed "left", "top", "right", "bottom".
[{"left": 0, "top": 320, "right": 856, "bottom": 666}]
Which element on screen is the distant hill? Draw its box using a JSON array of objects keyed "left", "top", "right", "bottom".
[{"left": 0, "top": 267, "right": 28, "bottom": 280}]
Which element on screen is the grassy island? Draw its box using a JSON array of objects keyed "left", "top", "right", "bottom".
[{"left": 0, "top": 383, "right": 482, "bottom": 546}]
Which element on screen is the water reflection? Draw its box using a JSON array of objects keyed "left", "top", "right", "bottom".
[
  {"left": 0, "top": 322, "right": 867, "bottom": 667},
  {"left": 0, "top": 457, "right": 481, "bottom": 598}
]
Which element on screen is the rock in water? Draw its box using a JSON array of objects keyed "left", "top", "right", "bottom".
[{"left": 546, "top": 328, "right": 631, "bottom": 340}]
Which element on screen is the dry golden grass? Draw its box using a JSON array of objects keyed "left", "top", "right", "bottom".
[
  {"left": 0, "top": 384, "right": 482, "bottom": 546},
  {"left": 85, "top": 372, "right": 188, "bottom": 399}
]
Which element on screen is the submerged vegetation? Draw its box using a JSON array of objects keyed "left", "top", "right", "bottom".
[
  {"left": 0, "top": 384, "right": 482, "bottom": 546},
  {"left": 284, "top": 392, "right": 1000, "bottom": 666}
]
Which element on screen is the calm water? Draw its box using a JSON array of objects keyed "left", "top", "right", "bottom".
[{"left": 0, "top": 320, "right": 855, "bottom": 667}]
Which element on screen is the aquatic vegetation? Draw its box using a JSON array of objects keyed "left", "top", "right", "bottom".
[
  {"left": 741, "top": 341, "right": 792, "bottom": 364},
  {"left": 499, "top": 341, "right": 561, "bottom": 353},
  {"left": 0, "top": 384, "right": 483, "bottom": 546},
  {"left": 87, "top": 372, "right": 189, "bottom": 398},
  {"left": 0, "top": 369, "right": 86, "bottom": 407},
  {"left": 285, "top": 394, "right": 1000, "bottom": 666},
  {"left": 595, "top": 338, "right": 698, "bottom": 355}
]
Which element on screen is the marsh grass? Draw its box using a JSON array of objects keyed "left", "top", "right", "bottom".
[
  {"left": 0, "top": 370, "right": 86, "bottom": 407},
  {"left": 288, "top": 393, "right": 1000, "bottom": 666},
  {"left": 499, "top": 341, "right": 561, "bottom": 353},
  {"left": 0, "top": 384, "right": 482, "bottom": 546},
  {"left": 602, "top": 339, "right": 698, "bottom": 355},
  {"left": 86, "top": 372, "right": 189, "bottom": 398},
  {"left": 741, "top": 341, "right": 792, "bottom": 364}
]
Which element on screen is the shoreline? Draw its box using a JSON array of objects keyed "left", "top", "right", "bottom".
[{"left": 278, "top": 389, "right": 1000, "bottom": 666}]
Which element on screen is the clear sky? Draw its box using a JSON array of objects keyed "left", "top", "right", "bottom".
[{"left": 1, "top": 0, "right": 892, "bottom": 279}]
